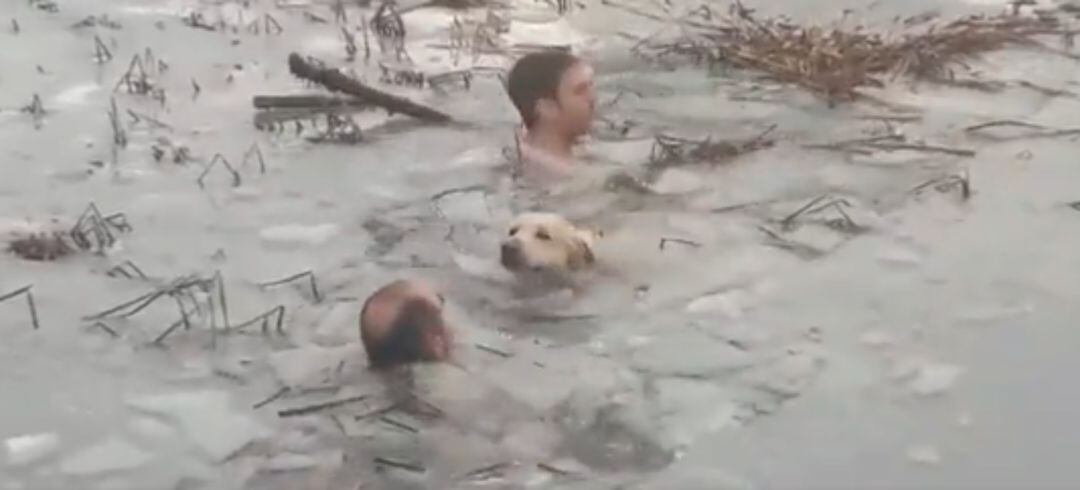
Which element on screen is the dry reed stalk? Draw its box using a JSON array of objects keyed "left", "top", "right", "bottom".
[{"left": 630, "top": 1, "right": 1077, "bottom": 104}]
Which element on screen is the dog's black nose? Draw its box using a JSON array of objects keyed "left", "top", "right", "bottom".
[{"left": 500, "top": 242, "right": 521, "bottom": 269}]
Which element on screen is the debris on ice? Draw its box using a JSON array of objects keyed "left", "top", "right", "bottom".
[
  {"left": 259, "top": 223, "right": 340, "bottom": 247},
  {"left": 59, "top": 436, "right": 152, "bottom": 475},
  {"left": 4, "top": 432, "right": 60, "bottom": 467}
]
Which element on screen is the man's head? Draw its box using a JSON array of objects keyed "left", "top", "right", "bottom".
[
  {"left": 507, "top": 51, "right": 596, "bottom": 139},
  {"left": 359, "top": 279, "right": 453, "bottom": 370}
]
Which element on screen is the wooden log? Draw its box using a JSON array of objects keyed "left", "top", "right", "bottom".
[
  {"left": 253, "top": 94, "right": 373, "bottom": 109},
  {"left": 287, "top": 53, "right": 452, "bottom": 123}
]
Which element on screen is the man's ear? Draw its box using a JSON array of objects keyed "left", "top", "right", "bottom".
[{"left": 535, "top": 97, "right": 558, "bottom": 123}]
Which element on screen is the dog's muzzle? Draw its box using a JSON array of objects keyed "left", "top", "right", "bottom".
[{"left": 500, "top": 242, "right": 523, "bottom": 270}]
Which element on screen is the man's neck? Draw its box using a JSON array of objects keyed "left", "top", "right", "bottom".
[{"left": 523, "top": 125, "right": 574, "bottom": 161}]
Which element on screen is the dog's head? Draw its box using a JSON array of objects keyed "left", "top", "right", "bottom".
[{"left": 500, "top": 212, "right": 598, "bottom": 274}]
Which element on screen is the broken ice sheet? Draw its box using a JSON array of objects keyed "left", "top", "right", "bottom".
[
  {"left": 4, "top": 432, "right": 60, "bottom": 467},
  {"left": 60, "top": 436, "right": 152, "bottom": 475},
  {"left": 127, "top": 391, "right": 270, "bottom": 462}
]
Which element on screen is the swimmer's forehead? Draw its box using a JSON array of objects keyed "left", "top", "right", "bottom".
[{"left": 560, "top": 62, "right": 594, "bottom": 89}]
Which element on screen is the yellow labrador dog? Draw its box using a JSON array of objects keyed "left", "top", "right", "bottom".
[{"left": 499, "top": 212, "right": 601, "bottom": 293}]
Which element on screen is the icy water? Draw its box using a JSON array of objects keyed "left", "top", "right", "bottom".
[{"left": 3, "top": 0, "right": 1080, "bottom": 488}]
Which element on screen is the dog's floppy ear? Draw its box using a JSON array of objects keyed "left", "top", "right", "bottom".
[{"left": 567, "top": 232, "right": 596, "bottom": 271}]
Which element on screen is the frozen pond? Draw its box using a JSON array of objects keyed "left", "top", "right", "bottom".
[{"left": 3, "top": 0, "right": 1080, "bottom": 488}]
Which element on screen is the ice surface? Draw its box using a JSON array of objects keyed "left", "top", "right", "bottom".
[
  {"left": 4, "top": 432, "right": 60, "bottom": 467},
  {"left": 59, "top": 436, "right": 152, "bottom": 475},
  {"left": 127, "top": 391, "right": 269, "bottom": 462}
]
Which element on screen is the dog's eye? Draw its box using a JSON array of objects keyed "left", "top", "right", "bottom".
[
  {"left": 536, "top": 230, "right": 551, "bottom": 241},
  {"left": 508, "top": 227, "right": 518, "bottom": 236}
]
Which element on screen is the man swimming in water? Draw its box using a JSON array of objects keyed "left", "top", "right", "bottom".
[
  {"left": 359, "top": 279, "right": 454, "bottom": 370},
  {"left": 506, "top": 51, "right": 597, "bottom": 178}
]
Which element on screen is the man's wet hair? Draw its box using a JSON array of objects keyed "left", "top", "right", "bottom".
[
  {"left": 361, "top": 296, "right": 443, "bottom": 370},
  {"left": 506, "top": 50, "right": 582, "bottom": 129}
]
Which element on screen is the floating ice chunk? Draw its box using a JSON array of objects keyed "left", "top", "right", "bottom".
[
  {"left": 268, "top": 344, "right": 361, "bottom": 388},
  {"left": 906, "top": 444, "right": 942, "bottom": 465},
  {"left": 60, "top": 436, "right": 152, "bottom": 475},
  {"left": 652, "top": 378, "right": 736, "bottom": 447},
  {"left": 877, "top": 245, "right": 921, "bottom": 267},
  {"left": 4, "top": 433, "right": 60, "bottom": 467},
  {"left": 128, "top": 418, "right": 175, "bottom": 440},
  {"left": 954, "top": 303, "right": 1033, "bottom": 325},
  {"left": 451, "top": 252, "right": 510, "bottom": 281},
  {"left": 686, "top": 289, "right": 749, "bottom": 318},
  {"left": 259, "top": 223, "right": 340, "bottom": 247},
  {"left": 432, "top": 188, "right": 490, "bottom": 223},
  {"left": 909, "top": 362, "right": 963, "bottom": 397},
  {"left": 53, "top": 83, "right": 100, "bottom": 107},
  {"left": 631, "top": 330, "right": 754, "bottom": 378},
  {"left": 261, "top": 453, "right": 319, "bottom": 472},
  {"left": 957, "top": 412, "right": 974, "bottom": 427},
  {"left": 0, "top": 218, "right": 48, "bottom": 241},
  {"left": 637, "top": 462, "right": 756, "bottom": 490},
  {"left": 859, "top": 329, "right": 896, "bottom": 348},
  {"left": 230, "top": 187, "right": 263, "bottom": 201},
  {"left": 652, "top": 169, "right": 704, "bottom": 194},
  {"left": 754, "top": 348, "right": 827, "bottom": 398},
  {"left": 889, "top": 356, "right": 923, "bottom": 381},
  {"left": 128, "top": 391, "right": 269, "bottom": 462},
  {"left": 312, "top": 303, "right": 360, "bottom": 346}
]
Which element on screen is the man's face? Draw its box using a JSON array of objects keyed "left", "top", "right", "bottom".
[{"left": 547, "top": 61, "right": 596, "bottom": 139}]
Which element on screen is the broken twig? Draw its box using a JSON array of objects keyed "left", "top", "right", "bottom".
[
  {"left": 0, "top": 285, "right": 40, "bottom": 330},
  {"left": 278, "top": 394, "right": 369, "bottom": 418}
]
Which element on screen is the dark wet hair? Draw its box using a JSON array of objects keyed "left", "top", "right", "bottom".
[
  {"left": 361, "top": 297, "right": 443, "bottom": 370},
  {"left": 506, "top": 51, "right": 582, "bottom": 129}
]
